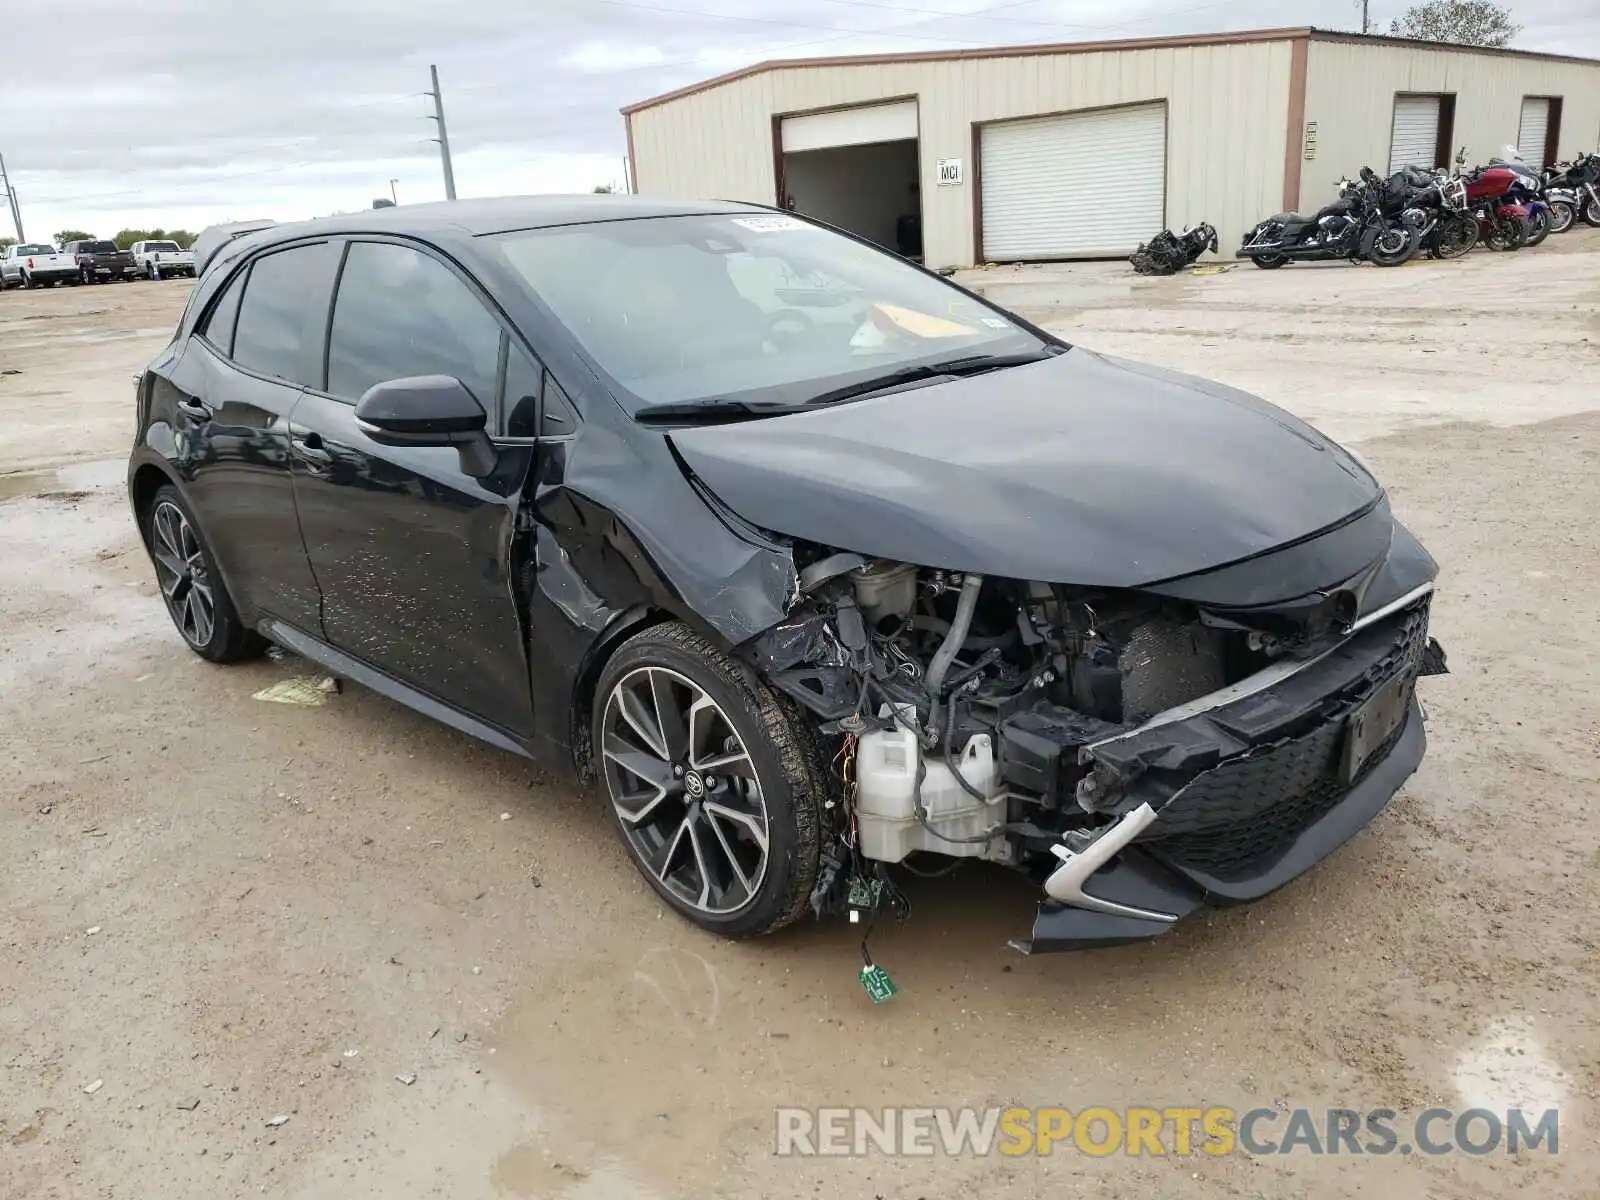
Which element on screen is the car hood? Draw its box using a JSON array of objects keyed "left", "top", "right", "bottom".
[{"left": 668, "top": 349, "right": 1384, "bottom": 588}]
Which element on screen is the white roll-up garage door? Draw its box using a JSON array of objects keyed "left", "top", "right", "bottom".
[
  {"left": 1388, "top": 95, "right": 1440, "bottom": 173},
  {"left": 1517, "top": 97, "right": 1550, "bottom": 169},
  {"left": 781, "top": 101, "right": 918, "bottom": 153},
  {"left": 979, "top": 104, "right": 1165, "bottom": 260}
]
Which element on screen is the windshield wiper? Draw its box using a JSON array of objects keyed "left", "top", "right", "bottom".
[
  {"left": 634, "top": 400, "right": 808, "bottom": 426},
  {"left": 802, "top": 347, "right": 1064, "bottom": 408},
  {"left": 633, "top": 347, "right": 1065, "bottom": 426}
]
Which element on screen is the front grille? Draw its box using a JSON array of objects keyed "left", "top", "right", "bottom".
[{"left": 1145, "top": 600, "right": 1428, "bottom": 881}]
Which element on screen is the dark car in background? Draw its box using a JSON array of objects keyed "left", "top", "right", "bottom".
[
  {"left": 62, "top": 239, "right": 137, "bottom": 284},
  {"left": 128, "top": 196, "right": 1447, "bottom": 955}
]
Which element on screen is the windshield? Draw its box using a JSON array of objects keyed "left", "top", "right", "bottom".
[
  {"left": 490, "top": 213, "right": 1048, "bottom": 411},
  {"left": 146, "top": 241, "right": 181, "bottom": 253},
  {"left": 17, "top": 244, "right": 55, "bottom": 255}
]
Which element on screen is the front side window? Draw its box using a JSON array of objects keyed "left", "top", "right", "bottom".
[
  {"left": 326, "top": 241, "right": 501, "bottom": 405},
  {"left": 489, "top": 214, "right": 1046, "bottom": 411},
  {"left": 231, "top": 242, "right": 339, "bottom": 386}
]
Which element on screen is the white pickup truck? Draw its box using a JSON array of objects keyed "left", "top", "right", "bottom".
[
  {"left": 130, "top": 240, "right": 196, "bottom": 280},
  {"left": 0, "top": 242, "right": 80, "bottom": 289}
]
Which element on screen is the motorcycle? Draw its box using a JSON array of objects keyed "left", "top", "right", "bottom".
[
  {"left": 1508, "top": 174, "right": 1552, "bottom": 247},
  {"left": 1388, "top": 167, "right": 1476, "bottom": 260},
  {"left": 1237, "top": 168, "right": 1420, "bottom": 268},
  {"left": 1129, "top": 222, "right": 1218, "bottom": 275},
  {"left": 1556, "top": 152, "right": 1600, "bottom": 227},
  {"left": 1487, "top": 146, "right": 1578, "bottom": 234},
  {"left": 1460, "top": 165, "right": 1530, "bottom": 251}
]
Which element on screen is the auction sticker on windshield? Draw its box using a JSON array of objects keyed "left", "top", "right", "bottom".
[{"left": 732, "top": 216, "right": 808, "bottom": 233}]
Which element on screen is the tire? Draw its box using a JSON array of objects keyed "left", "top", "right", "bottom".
[
  {"left": 1524, "top": 209, "right": 1551, "bottom": 248},
  {"left": 1431, "top": 215, "right": 1478, "bottom": 260},
  {"left": 1249, "top": 254, "right": 1287, "bottom": 269},
  {"left": 22, "top": 272, "right": 34, "bottom": 289},
  {"left": 1367, "top": 227, "right": 1416, "bottom": 267},
  {"left": 1548, "top": 199, "right": 1575, "bottom": 234},
  {"left": 143, "top": 485, "right": 266, "bottom": 663},
  {"left": 1583, "top": 195, "right": 1600, "bottom": 228},
  {"left": 592, "top": 621, "right": 826, "bottom": 939},
  {"left": 1485, "top": 216, "right": 1525, "bottom": 251}
]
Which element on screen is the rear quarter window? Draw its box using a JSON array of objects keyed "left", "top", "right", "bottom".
[
  {"left": 230, "top": 242, "right": 340, "bottom": 387},
  {"left": 197, "top": 267, "right": 248, "bottom": 357}
]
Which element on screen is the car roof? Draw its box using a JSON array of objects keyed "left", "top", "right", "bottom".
[{"left": 245, "top": 194, "right": 769, "bottom": 245}]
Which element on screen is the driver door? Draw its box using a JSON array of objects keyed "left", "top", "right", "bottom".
[{"left": 287, "top": 238, "right": 536, "bottom": 737}]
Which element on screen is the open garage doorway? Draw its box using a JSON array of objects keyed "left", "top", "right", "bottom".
[{"left": 778, "top": 100, "right": 923, "bottom": 260}]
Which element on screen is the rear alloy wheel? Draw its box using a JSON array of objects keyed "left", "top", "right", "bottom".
[
  {"left": 1583, "top": 195, "right": 1600, "bottom": 228},
  {"left": 594, "top": 623, "right": 824, "bottom": 938},
  {"left": 1249, "top": 254, "right": 1287, "bottom": 269},
  {"left": 1547, "top": 199, "right": 1575, "bottom": 234},
  {"left": 145, "top": 485, "right": 265, "bottom": 663}
]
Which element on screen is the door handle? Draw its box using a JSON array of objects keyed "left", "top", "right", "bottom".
[
  {"left": 291, "top": 434, "right": 333, "bottom": 468},
  {"left": 176, "top": 397, "right": 213, "bottom": 421}
]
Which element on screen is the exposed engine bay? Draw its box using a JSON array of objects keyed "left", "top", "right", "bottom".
[{"left": 748, "top": 546, "right": 1446, "bottom": 949}]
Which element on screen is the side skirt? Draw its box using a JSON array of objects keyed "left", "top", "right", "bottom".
[{"left": 258, "top": 618, "right": 533, "bottom": 760}]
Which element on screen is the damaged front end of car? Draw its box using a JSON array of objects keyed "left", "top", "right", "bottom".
[{"left": 740, "top": 526, "right": 1448, "bottom": 954}]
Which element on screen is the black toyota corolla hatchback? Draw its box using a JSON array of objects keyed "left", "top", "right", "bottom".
[{"left": 130, "top": 195, "right": 1447, "bottom": 953}]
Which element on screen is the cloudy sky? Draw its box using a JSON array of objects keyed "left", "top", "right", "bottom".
[{"left": 2, "top": 0, "right": 1594, "bottom": 242}]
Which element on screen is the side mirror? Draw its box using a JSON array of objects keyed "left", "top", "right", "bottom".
[{"left": 355, "top": 375, "right": 497, "bottom": 478}]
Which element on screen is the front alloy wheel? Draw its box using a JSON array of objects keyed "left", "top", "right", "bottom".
[
  {"left": 1430, "top": 215, "right": 1478, "bottom": 260},
  {"left": 1368, "top": 227, "right": 1414, "bottom": 266},
  {"left": 593, "top": 623, "right": 825, "bottom": 938},
  {"left": 602, "top": 666, "right": 771, "bottom": 915}
]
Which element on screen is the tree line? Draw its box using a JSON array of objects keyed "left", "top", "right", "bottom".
[{"left": 41, "top": 228, "right": 198, "bottom": 250}]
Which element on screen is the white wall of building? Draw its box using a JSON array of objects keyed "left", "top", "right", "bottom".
[
  {"left": 627, "top": 36, "right": 1296, "bottom": 269},
  {"left": 1298, "top": 39, "right": 1600, "bottom": 210},
  {"left": 626, "top": 33, "right": 1600, "bottom": 269}
]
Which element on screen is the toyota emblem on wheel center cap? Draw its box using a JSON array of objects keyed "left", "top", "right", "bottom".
[{"left": 683, "top": 770, "right": 705, "bottom": 798}]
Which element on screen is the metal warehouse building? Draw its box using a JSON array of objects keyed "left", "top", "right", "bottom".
[{"left": 621, "top": 27, "right": 1600, "bottom": 269}]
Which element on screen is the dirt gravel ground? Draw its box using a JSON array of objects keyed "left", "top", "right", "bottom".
[{"left": 2, "top": 242, "right": 1598, "bottom": 1199}]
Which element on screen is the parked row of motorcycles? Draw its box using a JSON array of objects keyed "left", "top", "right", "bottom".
[{"left": 1236, "top": 147, "right": 1600, "bottom": 269}]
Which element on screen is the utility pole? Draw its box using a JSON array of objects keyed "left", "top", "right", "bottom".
[
  {"left": 389, "top": 178, "right": 399, "bottom": 205},
  {"left": 1361, "top": 0, "right": 1371, "bottom": 33},
  {"left": 0, "top": 151, "right": 23, "bottom": 241},
  {"left": 426, "top": 65, "right": 457, "bottom": 201}
]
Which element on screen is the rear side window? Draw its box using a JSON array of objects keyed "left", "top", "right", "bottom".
[
  {"left": 198, "top": 268, "right": 247, "bottom": 356},
  {"left": 232, "top": 242, "right": 339, "bottom": 386},
  {"left": 326, "top": 241, "right": 501, "bottom": 405}
]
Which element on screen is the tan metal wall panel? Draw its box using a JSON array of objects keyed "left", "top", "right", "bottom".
[
  {"left": 1299, "top": 41, "right": 1600, "bottom": 211},
  {"left": 628, "top": 41, "right": 1295, "bottom": 269}
]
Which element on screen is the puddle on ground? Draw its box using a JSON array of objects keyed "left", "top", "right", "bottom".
[
  {"left": 1453, "top": 1016, "right": 1570, "bottom": 1112},
  {"left": 0, "top": 457, "right": 125, "bottom": 502}
]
